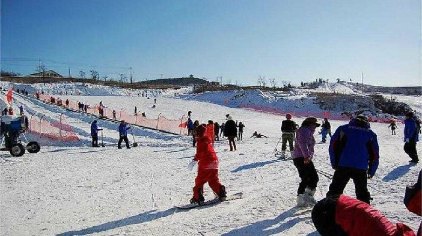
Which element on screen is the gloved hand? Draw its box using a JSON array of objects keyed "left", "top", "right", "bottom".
[
  {"left": 405, "top": 138, "right": 410, "bottom": 143},
  {"left": 367, "top": 173, "right": 373, "bottom": 179},
  {"left": 187, "top": 159, "right": 197, "bottom": 171}
]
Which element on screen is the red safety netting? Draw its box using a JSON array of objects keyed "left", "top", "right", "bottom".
[
  {"left": 28, "top": 115, "right": 79, "bottom": 142},
  {"left": 36, "top": 93, "right": 189, "bottom": 135}
]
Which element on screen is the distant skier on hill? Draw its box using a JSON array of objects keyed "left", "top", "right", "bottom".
[
  {"left": 404, "top": 112, "right": 419, "bottom": 163},
  {"left": 281, "top": 113, "right": 297, "bottom": 158},
  {"left": 320, "top": 118, "right": 331, "bottom": 143},
  {"left": 189, "top": 124, "right": 226, "bottom": 205},
  {"left": 388, "top": 120, "right": 397, "bottom": 135},
  {"left": 224, "top": 114, "right": 237, "bottom": 151},
  {"left": 237, "top": 122, "right": 245, "bottom": 141}
]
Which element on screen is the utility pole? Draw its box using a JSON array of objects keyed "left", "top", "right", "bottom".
[
  {"left": 361, "top": 72, "right": 364, "bottom": 94},
  {"left": 68, "top": 67, "right": 71, "bottom": 78},
  {"left": 129, "top": 67, "right": 133, "bottom": 84}
]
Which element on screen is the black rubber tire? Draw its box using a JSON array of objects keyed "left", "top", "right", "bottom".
[
  {"left": 10, "top": 143, "right": 25, "bottom": 157},
  {"left": 26, "top": 141, "right": 41, "bottom": 153}
]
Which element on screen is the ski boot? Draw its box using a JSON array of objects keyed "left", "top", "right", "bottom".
[
  {"left": 190, "top": 195, "right": 205, "bottom": 205},
  {"left": 218, "top": 185, "right": 227, "bottom": 201},
  {"left": 304, "top": 188, "right": 317, "bottom": 206}
]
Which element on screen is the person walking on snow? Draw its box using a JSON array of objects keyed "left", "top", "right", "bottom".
[
  {"left": 404, "top": 112, "right": 419, "bottom": 163},
  {"left": 326, "top": 115, "right": 379, "bottom": 204},
  {"left": 190, "top": 124, "right": 227, "bottom": 204},
  {"left": 388, "top": 120, "right": 397, "bottom": 135},
  {"left": 90, "top": 120, "right": 103, "bottom": 147},
  {"left": 224, "top": 114, "right": 237, "bottom": 151},
  {"left": 187, "top": 117, "right": 194, "bottom": 136},
  {"left": 281, "top": 113, "right": 297, "bottom": 158},
  {"left": 206, "top": 120, "right": 215, "bottom": 146},
  {"left": 320, "top": 118, "right": 331, "bottom": 143},
  {"left": 293, "top": 117, "right": 320, "bottom": 207},
  {"left": 237, "top": 121, "right": 245, "bottom": 141},
  {"left": 118, "top": 120, "right": 131, "bottom": 149},
  {"left": 214, "top": 122, "right": 220, "bottom": 141}
]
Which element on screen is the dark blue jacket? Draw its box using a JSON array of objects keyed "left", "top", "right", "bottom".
[
  {"left": 187, "top": 118, "right": 194, "bottom": 130},
  {"left": 118, "top": 123, "right": 130, "bottom": 136},
  {"left": 90, "top": 121, "right": 101, "bottom": 136},
  {"left": 404, "top": 118, "right": 419, "bottom": 142},
  {"left": 329, "top": 118, "right": 379, "bottom": 177}
]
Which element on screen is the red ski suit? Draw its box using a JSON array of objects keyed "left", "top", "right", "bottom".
[
  {"left": 206, "top": 124, "right": 215, "bottom": 145},
  {"left": 192, "top": 136, "right": 222, "bottom": 200},
  {"left": 336, "top": 195, "right": 415, "bottom": 236}
]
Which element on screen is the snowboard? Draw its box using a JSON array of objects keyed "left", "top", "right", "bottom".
[{"left": 176, "top": 192, "right": 243, "bottom": 210}]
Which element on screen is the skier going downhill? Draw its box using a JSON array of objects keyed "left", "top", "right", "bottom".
[{"left": 190, "top": 124, "right": 227, "bottom": 205}]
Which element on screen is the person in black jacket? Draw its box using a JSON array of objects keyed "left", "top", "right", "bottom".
[
  {"left": 224, "top": 114, "right": 237, "bottom": 151},
  {"left": 321, "top": 118, "right": 331, "bottom": 143},
  {"left": 237, "top": 122, "right": 245, "bottom": 141},
  {"left": 280, "top": 113, "right": 297, "bottom": 157}
]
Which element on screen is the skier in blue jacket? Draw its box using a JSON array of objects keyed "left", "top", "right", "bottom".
[
  {"left": 404, "top": 112, "right": 419, "bottom": 163},
  {"left": 90, "top": 120, "right": 103, "bottom": 147},
  {"left": 118, "top": 120, "right": 131, "bottom": 149},
  {"left": 326, "top": 115, "right": 379, "bottom": 204}
]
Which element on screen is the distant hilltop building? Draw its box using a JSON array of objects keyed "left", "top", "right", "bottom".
[{"left": 29, "top": 70, "right": 63, "bottom": 78}]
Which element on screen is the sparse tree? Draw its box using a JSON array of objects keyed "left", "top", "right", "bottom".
[
  {"left": 269, "top": 78, "right": 277, "bottom": 89},
  {"left": 79, "top": 70, "right": 86, "bottom": 79},
  {"left": 119, "top": 73, "right": 127, "bottom": 83},
  {"left": 90, "top": 70, "right": 99, "bottom": 80},
  {"left": 102, "top": 75, "right": 108, "bottom": 82}
]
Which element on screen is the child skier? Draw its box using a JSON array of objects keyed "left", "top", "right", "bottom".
[
  {"left": 388, "top": 120, "right": 397, "bottom": 135},
  {"left": 190, "top": 124, "right": 226, "bottom": 204}
]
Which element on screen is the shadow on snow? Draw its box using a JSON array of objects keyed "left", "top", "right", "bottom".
[
  {"left": 222, "top": 207, "right": 314, "bottom": 236},
  {"left": 232, "top": 160, "right": 279, "bottom": 173},
  {"left": 56, "top": 208, "right": 176, "bottom": 236},
  {"left": 382, "top": 164, "right": 413, "bottom": 182}
]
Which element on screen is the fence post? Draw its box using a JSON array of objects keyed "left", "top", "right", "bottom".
[
  {"left": 39, "top": 114, "right": 45, "bottom": 138},
  {"left": 156, "top": 113, "right": 161, "bottom": 130},
  {"left": 59, "top": 113, "right": 63, "bottom": 137},
  {"left": 180, "top": 115, "right": 186, "bottom": 135}
]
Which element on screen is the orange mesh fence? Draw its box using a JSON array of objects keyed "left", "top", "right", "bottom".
[
  {"left": 35, "top": 93, "right": 196, "bottom": 135},
  {"left": 28, "top": 115, "right": 79, "bottom": 142}
]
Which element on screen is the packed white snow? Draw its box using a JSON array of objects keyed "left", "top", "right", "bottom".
[{"left": 0, "top": 82, "right": 420, "bottom": 236}]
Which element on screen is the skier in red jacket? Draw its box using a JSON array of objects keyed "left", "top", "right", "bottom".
[
  {"left": 312, "top": 194, "right": 416, "bottom": 236},
  {"left": 190, "top": 124, "right": 226, "bottom": 204}
]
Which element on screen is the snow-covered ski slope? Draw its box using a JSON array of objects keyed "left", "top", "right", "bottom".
[{"left": 0, "top": 83, "right": 421, "bottom": 236}]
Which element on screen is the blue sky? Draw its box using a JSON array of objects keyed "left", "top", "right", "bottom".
[{"left": 1, "top": 0, "right": 421, "bottom": 86}]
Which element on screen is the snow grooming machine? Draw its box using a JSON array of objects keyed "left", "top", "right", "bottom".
[{"left": 0, "top": 115, "right": 40, "bottom": 157}]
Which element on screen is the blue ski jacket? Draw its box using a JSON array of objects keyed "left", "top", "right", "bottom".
[
  {"left": 90, "top": 121, "right": 101, "bottom": 136},
  {"left": 118, "top": 123, "right": 130, "bottom": 136},
  {"left": 404, "top": 118, "right": 419, "bottom": 142},
  {"left": 329, "top": 118, "right": 379, "bottom": 177}
]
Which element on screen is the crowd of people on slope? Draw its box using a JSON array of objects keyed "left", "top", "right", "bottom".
[{"left": 184, "top": 110, "right": 421, "bottom": 234}]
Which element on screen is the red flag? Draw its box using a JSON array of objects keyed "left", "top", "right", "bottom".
[{"left": 6, "top": 88, "right": 13, "bottom": 105}]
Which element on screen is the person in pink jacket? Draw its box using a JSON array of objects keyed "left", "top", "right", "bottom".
[{"left": 293, "top": 117, "right": 320, "bottom": 207}]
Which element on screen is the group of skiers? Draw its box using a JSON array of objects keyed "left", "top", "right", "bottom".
[
  {"left": 90, "top": 119, "right": 132, "bottom": 149},
  {"left": 282, "top": 112, "right": 421, "bottom": 235},
  {"left": 186, "top": 112, "right": 245, "bottom": 152}
]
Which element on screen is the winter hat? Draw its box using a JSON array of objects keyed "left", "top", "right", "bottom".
[
  {"left": 302, "top": 117, "right": 320, "bottom": 127},
  {"left": 286, "top": 113, "right": 292, "bottom": 120},
  {"left": 356, "top": 114, "right": 368, "bottom": 123},
  {"left": 195, "top": 124, "right": 207, "bottom": 137},
  {"left": 405, "top": 111, "right": 414, "bottom": 118},
  {"left": 312, "top": 197, "right": 339, "bottom": 236}
]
